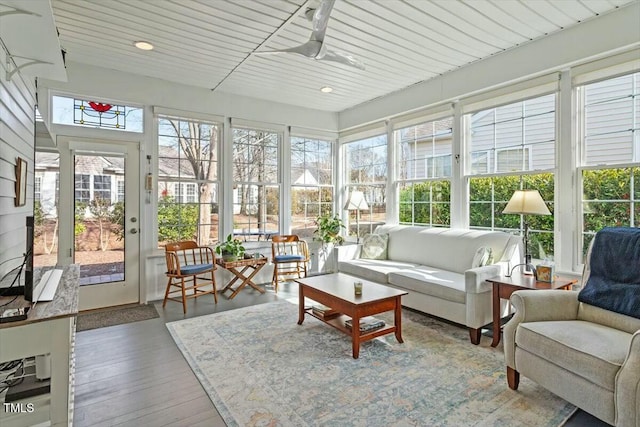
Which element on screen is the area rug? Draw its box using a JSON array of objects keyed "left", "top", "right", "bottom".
[
  {"left": 167, "top": 300, "right": 575, "bottom": 427},
  {"left": 77, "top": 304, "right": 159, "bottom": 331}
]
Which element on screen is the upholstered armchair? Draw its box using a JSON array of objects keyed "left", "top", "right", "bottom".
[{"left": 503, "top": 227, "right": 640, "bottom": 427}]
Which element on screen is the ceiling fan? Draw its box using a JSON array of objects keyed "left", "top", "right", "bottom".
[{"left": 255, "top": 0, "right": 365, "bottom": 70}]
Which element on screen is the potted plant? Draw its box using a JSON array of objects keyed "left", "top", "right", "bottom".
[
  {"left": 313, "top": 214, "right": 345, "bottom": 245},
  {"left": 311, "top": 215, "right": 345, "bottom": 274},
  {"left": 215, "top": 234, "right": 245, "bottom": 262}
]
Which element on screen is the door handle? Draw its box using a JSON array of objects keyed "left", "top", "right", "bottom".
[{"left": 130, "top": 228, "right": 138, "bottom": 234}]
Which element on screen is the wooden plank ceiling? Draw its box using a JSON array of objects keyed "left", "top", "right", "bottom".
[{"left": 51, "top": 0, "right": 636, "bottom": 112}]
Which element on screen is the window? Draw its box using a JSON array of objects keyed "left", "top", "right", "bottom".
[
  {"left": 344, "top": 134, "right": 387, "bottom": 238},
  {"left": 157, "top": 115, "right": 220, "bottom": 246},
  {"left": 93, "top": 175, "right": 111, "bottom": 201},
  {"left": 467, "top": 94, "right": 556, "bottom": 259},
  {"left": 34, "top": 175, "right": 42, "bottom": 201},
  {"left": 75, "top": 174, "right": 90, "bottom": 203},
  {"left": 578, "top": 71, "right": 640, "bottom": 260},
  {"left": 232, "top": 127, "right": 280, "bottom": 241},
  {"left": 291, "top": 136, "right": 334, "bottom": 238},
  {"left": 51, "top": 95, "right": 143, "bottom": 132},
  {"left": 396, "top": 117, "right": 452, "bottom": 227},
  {"left": 117, "top": 180, "right": 125, "bottom": 202}
]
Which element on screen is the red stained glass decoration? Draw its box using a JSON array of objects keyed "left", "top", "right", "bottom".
[{"left": 74, "top": 99, "right": 126, "bottom": 129}]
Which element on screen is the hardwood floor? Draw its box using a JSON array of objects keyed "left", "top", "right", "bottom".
[{"left": 73, "top": 280, "right": 610, "bottom": 426}]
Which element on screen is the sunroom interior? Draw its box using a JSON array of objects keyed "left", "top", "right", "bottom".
[{"left": 1, "top": 0, "right": 639, "bottom": 311}]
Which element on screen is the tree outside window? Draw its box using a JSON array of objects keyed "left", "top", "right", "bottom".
[
  {"left": 232, "top": 127, "right": 280, "bottom": 241},
  {"left": 291, "top": 136, "right": 334, "bottom": 238},
  {"left": 157, "top": 116, "right": 219, "bottom": 247}
]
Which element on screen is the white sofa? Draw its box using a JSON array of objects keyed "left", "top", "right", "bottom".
[{"left": 338, "top": 225, "right": 522, "bottom": 344}]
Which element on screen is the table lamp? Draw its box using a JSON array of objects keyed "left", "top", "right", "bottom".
[
  {"left": 502, "top": 189, "right": 550, "bottom": 276},
  {"left": 344, "top": 190, "right": 369, "bottom": 243}
]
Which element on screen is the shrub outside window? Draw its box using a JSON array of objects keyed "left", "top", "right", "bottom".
[
  {"left": 578, "top": 72, "right": 640, "bottom": 260},
  {"left": 467, "top": 94, "right": 556, "bottom": 260},
  {"left": 157, "top": 115, "right": 219, "bottom": 247},
  {"left": 396, "top": 117, "right": 452, "bottom": 227}
]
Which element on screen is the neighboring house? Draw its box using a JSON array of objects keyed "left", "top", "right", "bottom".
[{"left": 35, "top": 152, "right": 125, "bottom": 219}]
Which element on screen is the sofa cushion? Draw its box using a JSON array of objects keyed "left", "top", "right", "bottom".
[
  {"left": 361, "top": 233, "right": 388, "bottom": 260},
  {"left": 388, "top": 266, "right": 466, "bottom": 304},
  {"left": 338, "top": 259, "right": 419, "bottom": 284},
  {"left": 516, "top": 320, "right": 631, "bottom": 391},
  {"left": 471, "top": 246, "right": 493, "bottom": 268}
]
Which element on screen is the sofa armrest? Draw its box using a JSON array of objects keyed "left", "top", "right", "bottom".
[
  {"left": 616, "top": 329, "right": 640, "bottom": 427},
  {"left": 335, "top": 243, "right": 361, "bottom": 261},
  {"left": 465, "top": 264, "right": 502, "bottom": 294},
  {"left": 504, "top": 290, "right": 580, "bottom": 367}
]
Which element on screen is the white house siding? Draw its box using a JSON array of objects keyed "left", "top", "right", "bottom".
[
  {"left": 0, "top": 52, "right": 36, "bottom": 277},
  {"left": 469, "top": 94, "right": 556, "bottom": 173},
  {"left": 584, "top": 73, "right": 639, "bottom": 165}
]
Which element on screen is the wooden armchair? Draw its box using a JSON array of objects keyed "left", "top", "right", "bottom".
[
  {"left": 271, "top": 235, "right": 309, "bottom": 292},
  {"left": 163, "top": 241, "right": 217, "bottom": 313}
]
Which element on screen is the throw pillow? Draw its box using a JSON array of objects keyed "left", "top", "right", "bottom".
[
  {"left": 361, "top": 233, "right": 389, "bottom": 260},
  {"left": 471, "top": 246, "right": 493, "bottom": 268}
]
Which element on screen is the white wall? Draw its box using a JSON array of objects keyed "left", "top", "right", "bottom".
[
  {"left": 39, "top": 62, "right": 339, "bottom": 135},
  {"left": 0, "top": 47, "right": 36, "bottom": 278}
]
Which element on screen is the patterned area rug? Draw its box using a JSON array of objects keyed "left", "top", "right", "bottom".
[
  {"left": 167, "top": 300, "right": 575, "bottom": 427},
  {"left": 77, "top": 304, "right": 159, "bottom": 331}
]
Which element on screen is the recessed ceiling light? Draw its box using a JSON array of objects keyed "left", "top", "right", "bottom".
[
  {"left": 134, "top": 41, "right": 154, "bottom": 51},
  {"left": 320, "top": 86, "right": 333, "bottom": 93}
]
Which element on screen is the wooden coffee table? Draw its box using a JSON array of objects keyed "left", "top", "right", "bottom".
[
  {"left": 486, "top": 274, "right": 578, "bottom": 347},
  {"left": 295, "top": 273, "right": 408, "bottom": 359}
]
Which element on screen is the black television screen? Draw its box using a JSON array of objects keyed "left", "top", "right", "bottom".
[{"left": 0, "top": 216, "right": 34, "bottom": 299}]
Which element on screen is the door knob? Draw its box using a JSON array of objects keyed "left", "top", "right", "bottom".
[{"left": 130, "top": 228, "right": 138, "bottom": 234}]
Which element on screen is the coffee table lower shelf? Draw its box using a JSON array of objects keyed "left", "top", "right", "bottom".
[{"left": 305, "top": 310, "right": 395, "bottom": 339}]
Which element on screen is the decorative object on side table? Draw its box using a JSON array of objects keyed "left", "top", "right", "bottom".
[
  {"left": 215, "top": 234, "right": 245, "bottom": 262},
  {"left": 535, "top": 263, "right": 555, "bottom": 283}
]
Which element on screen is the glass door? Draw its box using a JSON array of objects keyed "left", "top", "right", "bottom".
[{"left": 70, "top": 142, "right": 139, "bottom": 310}]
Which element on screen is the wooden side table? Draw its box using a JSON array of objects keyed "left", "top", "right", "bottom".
[
  {"left": 486, "top": 274, "right": 578, "bottom": 347},
  {"left": 216, "top": 257, "right": 268, "bottom": 299}
]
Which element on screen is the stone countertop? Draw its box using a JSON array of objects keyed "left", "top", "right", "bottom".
[{"left": 0, "top": 264, "right": 79, "bottom": 328}]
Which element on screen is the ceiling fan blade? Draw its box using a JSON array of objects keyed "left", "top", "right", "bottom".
[
  {"left": 311, "top": 0, "right": 336, "bottom": 42},
  {"left": 256, "top": 40, "right": 322, "bottom": 58},
  {"left": 318, "top": 49, "right": 366, "bottom": 70}
]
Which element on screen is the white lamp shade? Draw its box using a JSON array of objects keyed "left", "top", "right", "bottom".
[
  {"left": 503, "top": 190, "right": 551, "bottom": 215},
  {"left": 344, "top": 190, "right": 369, "bottom": 211}
]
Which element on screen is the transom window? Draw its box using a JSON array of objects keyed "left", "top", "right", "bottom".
[{"left": 51, "top": 95, "right": 143, "bottom": 132}]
